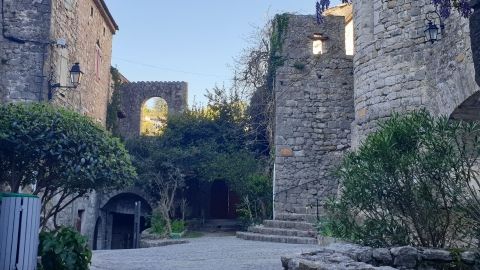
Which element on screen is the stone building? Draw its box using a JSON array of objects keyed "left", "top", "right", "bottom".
[
  {"left": 273, "top": 0, "right": 478, "bottom": 219},
  {"left": 240, "top": 1, "right": 480, "bottom": 243},
  {"left": 0, "top": 0, "right": 157, "bottom": 250},
  {"left": 1, "top": 0, "right": 117, "bottom": 124}
]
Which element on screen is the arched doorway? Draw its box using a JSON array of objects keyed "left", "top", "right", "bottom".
[
  {"left": 140, "top": 97, "right": 168, "bottom": 136},
  {"left": 102, "top": 193, "right": 152, "bottom": 249},
  {"left": 450, "top": 91, "right": 480, "bottom": 121},
  {"left": 209, "top": 180, "right": 239, "bottom": 219}
]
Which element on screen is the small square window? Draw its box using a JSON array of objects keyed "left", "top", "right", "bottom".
[
  {"left": 313, "top": 40, "right": 324, "bottom": 55},
  {"left": 310, "top": 33, "right": 328, "bottom": 55}
]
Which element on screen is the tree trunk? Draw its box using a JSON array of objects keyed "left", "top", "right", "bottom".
[{"left": 471, "top": 0, "right": 480, "bottom": 86}]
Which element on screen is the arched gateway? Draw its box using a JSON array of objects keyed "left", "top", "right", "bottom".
[
  {"left": 94, "top": 188, "right": 153, "bottom": 250},
  {"left": 117, "top": 81, "right": 188, "bottom": 138}
]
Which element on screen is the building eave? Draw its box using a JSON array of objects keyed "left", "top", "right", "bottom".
[{"left": 94, "top": 0, "right": 119, "bottom": 34}]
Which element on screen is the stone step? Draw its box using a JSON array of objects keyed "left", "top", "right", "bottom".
[
  {"left": 263, "top": 220, "right": 315, "bottom": 231},
  {"left": 236, "top": 231, "right": 317, "bottom": 245},
  {"left": 248, "top": 225, "right": 316, "bottom": 238},
  {"left": 197, "top": 219, "right": 241, "bottom": 232},
  {"left": 275, "top": 213, "right": 318, "bottom": 223}
]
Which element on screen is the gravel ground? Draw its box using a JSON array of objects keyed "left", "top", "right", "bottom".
[{"left": 90, "top": 235, "right": 318, "bottom": 270}]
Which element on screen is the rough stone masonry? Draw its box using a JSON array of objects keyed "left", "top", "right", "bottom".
[
  {"left": 274, "top": 0, "right": 479, "bottom": 219},
  {"left": 273, "top": 14, "right": 354, "bottom": 216}
]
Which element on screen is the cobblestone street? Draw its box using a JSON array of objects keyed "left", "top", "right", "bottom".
[{"left": 90, "top": 235, "right": 318, "bottom": 270}]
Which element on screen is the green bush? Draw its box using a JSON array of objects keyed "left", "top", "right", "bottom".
[
  {"left": 321, "top": 111, "right": 479, "bottom": 248},
  {"left": 236, "top": 174, "right": 273, "bottom": 229},
  {"left": 150, "top": 210, "right": 167, "bottom": 236},
  {"left": 0, "top": 103, "right": 136, "bottom": 227},
  {"left": 38, "top": 227, "right": 92, "bottom": 270},
  {"left": 171, "top": 220, "right": 186, "bottom": 234}
]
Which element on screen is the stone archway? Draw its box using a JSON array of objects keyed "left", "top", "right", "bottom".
[
  {"left": 450, "top": 91, "right": 480, "bottom": 121},
  {"left": 100, "top": 191, "right": 153, "bottom": 249},
  {"left": 117, "top": 81, "right": 188, "bottom": 138}
]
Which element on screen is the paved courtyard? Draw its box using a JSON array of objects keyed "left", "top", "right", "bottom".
[{"left": 91, "top": 235, "right": 318, "bottom": 270}]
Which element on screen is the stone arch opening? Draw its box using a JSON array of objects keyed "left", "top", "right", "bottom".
[
  {"left": 450, "top": 91, "right": 480, "bottom": 121},
  {"left": 102, "top": 192, "right": 152, "bottom": 249},
  {"left": 118, "top": 82, "right": 188, "bottom": 139},
  {"left": 140, "top": 97, "right": 168, "bottom": 136}
]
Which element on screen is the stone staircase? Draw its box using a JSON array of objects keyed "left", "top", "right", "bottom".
[{"left": 236, "top": 213, "right": 318, "bottom": 244}]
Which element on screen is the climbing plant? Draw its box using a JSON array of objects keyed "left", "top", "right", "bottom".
[{"left": 106, "top": 67, "right": 123, "bottom": 136}]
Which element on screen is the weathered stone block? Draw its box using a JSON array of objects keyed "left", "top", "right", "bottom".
[{"left": 391, "top": 246, "right": 418, "bottom": 268}]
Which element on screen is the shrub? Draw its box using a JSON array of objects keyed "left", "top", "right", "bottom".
[
  {"left": 321, "top": 111, "right": 479, "bottom": 248},
  {"left": 38, "top": 227, "right": 92, "bottom": 270},
  {"left": 0, "top": 103, "right": 136, "bottom": 227},
  {"left": 171, "top": 220, "right": 186, "bottom": 234},
  {"left": 150, "top": 209, "right": 167, "bottom": 236}
]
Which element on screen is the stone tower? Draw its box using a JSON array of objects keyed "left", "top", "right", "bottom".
[
  {"left": 352, "top": 0, "right": 479, "bottom": 146},
  {"left": 273, "top": 13, "right": 354, "bottom": 216}
]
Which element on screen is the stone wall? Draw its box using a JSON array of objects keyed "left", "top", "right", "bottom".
[
  {"left": 0, "top": 0, "right": 52, "bottom": 103},
  {"left": 352, "top": 0, "right": 479, "bottom": 146},
  {"left": 282, "top": 244, "right": 480, "bottom": 270},
  {"left": 0, "top": 0, "right": 116, "bottom": 125},
  {"left": 117, "top": 81, "right": 188, "bottom": 139},
  {"left": 49, "top": 0, "right": 116, "bottom": 125},
  {"left": 273, "top": 14, "right": 354, "bottom": 215}
]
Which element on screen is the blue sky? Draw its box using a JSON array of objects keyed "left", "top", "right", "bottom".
[{"left": 104, "top": 1, "right": 341, "bottom": 105}]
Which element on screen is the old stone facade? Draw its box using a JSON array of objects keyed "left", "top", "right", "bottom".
[
  {"left": 273, "top": 1, "right": 479, "bottom": 218},
  {"left": 273, "top": 14, "right": 354, "bottom": 215},
  {"left": 0, "top": 0, "right": 117, "bottom": 125},
  {"left": 117, "top": 81, "right": 188, "bottom": 138}
]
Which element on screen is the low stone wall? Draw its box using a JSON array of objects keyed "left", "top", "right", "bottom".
[{"left": 281, "top": 244, "right": 480, "bottom": 270}]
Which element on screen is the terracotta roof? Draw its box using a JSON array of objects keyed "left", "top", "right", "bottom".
[
  {"left": 324, "top": 3, "right": 353, "bottom": 22},
  {"left": 94, "top": 0, "right": 119, "bottom": 33}
]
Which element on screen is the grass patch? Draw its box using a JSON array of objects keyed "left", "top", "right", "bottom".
[{"left": 183, "top": 231, "right": 204, "bottom": 239}]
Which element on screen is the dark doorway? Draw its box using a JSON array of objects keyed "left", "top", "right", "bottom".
[
  {"left": 111, "top": 213, "right": 147, "bottom": 249},
  {"left": 111, "top": 213, "right": 134, "bottom": 249},
  {"left": 210, "top": 180, "right": 229, "bottom": 218}
]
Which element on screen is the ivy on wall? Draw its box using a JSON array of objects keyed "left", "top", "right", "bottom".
[
  {"left": 106, "top": 67, "right": 122, "bottom": 136},
  {"left": 266, "top": 13, "right": 289, "bottom": 91}
]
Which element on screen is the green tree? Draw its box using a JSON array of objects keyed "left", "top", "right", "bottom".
[
  {"left": 127, "top": 87, "right": 272, "bottom": 224},
  {"left": 0, "top": 103, "right": 136, "bottom": 227},
  {"left": 321, "top": 111, "right": 480, "bottom": 248}
]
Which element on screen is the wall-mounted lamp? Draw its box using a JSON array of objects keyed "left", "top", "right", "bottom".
[
  {"left": 49, "top": 62, "right": 84, "bottom": 100},
  {"left": 424, "top": 11, "right": 445, "bottom": 44}
]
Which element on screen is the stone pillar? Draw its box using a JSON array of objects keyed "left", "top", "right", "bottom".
[{"left": 472, "top": 0, "right": 480, "bottom": 86}]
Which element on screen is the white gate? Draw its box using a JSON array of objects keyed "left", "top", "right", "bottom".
[{"left": 0, "top": 194, "right": 41, "bottom": 270}]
